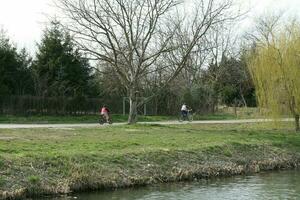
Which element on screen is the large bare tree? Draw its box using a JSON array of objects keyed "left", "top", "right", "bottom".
[{"left": 56, "top": 0, "right": 239, "bottom": 123}]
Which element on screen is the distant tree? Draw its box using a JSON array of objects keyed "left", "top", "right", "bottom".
[
  {"left": 217, "top": 55, "right": 255, "bottom": 106},
  {"left": 33, "top": 21, "right": 92, "bottom": 97},
  {"left": 56, "top": 0, "right": 240, "bottom": 123},
  {"left": 92, "top": 63, "right": 127, "bottom": 111},
  {"left": 0, "top": 29, "right": 33, "bottom": 95},
  {"left": 248, "top": 20, "right": 300, "bottom": 132},
  {"left": 201, "top": 54, "right": 256, "bottom": 109}
]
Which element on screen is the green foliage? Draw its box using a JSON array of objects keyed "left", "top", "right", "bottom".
[
  {"left": 0, "top": 29, "right": 33, "bottom": 95},
  {"left": 0, "top": 158, "right": 4, "bottom": 169},
  {"left": 27, "top": 175, "right": 40, "bottom": 184},
  {"left": 248, "top": 22, "right": 300, "bottom": 131},
  {"left": 183, "top": 89, "right": 193, "bottom": 106},
  {"left": 32, "top": 20, "right": 92, "bottom": 97},
  {"left": 0, "top": 177, "right": 5, "bottom": 187},
  {"left": 204, "top": 55, "right": 256, "bottom": 107}
]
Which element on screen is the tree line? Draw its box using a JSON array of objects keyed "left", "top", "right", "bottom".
[
  {"left": 1, "top": 0, "right": 298, "bottom": 130},
  {"left": 0, "top": 0, "right": 256, "bottom": 121},
  {"left": 0, "top": 21, "right": 95, "bottom": 97}
]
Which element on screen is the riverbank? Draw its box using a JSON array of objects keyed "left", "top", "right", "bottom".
[{"left": 0, "top": 122, "right": 299, "bottom": 199}]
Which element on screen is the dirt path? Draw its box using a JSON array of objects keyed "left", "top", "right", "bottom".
[{"left": 0, "top": 118, "right": 293, "bottom": 129}]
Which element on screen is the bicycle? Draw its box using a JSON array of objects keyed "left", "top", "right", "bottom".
[
  {"left": 179, "top": 109, "right": 193, "bottom": 122},
  {"left": 99, "top": 114, "right": 113, "bottom": 125}
]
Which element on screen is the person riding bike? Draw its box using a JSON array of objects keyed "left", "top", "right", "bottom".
[
  {"left": 100, "top": 105, "right": 111, "bottom": 123},
  {"left": 181, "top": 103, "right": 188, "bottom": 119},
  {"left": 180, "top": 103, "right": 192, "bottom": 121}
]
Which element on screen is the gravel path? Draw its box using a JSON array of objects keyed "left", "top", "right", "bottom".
[{"left": 0, "top": 118, "right": 293, "bottom": 129}]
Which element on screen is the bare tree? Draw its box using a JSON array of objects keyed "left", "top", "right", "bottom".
[
  {"left": 194, "top": 19, "right": 241, "bottom": 110},
  {"left": 55, "top": 0, "right": 239, "bottom": 123},
  {"left": 244, "top": 13, "right": 283, "bottom": 46}
]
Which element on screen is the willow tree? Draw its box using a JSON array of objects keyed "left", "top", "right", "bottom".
[
  {"left": 248, "top": 22, "right": 300, "bottom": 131},
  {"left": 55, "top": 0, "right": 240, "bottom": 123}
]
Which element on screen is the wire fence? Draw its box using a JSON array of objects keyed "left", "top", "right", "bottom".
[
  {"left": 0, "top": 95, "right": 122, "bottom": 116},
  {"left": 0, "top": 95, "right": 216, "bottom": 116}
]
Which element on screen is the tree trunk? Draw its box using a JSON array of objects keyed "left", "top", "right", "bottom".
[
  {"left": 154, "top": 97, "right": 158, "bottom": 115},
  {"left": 233, "top": 98, "right": 238, "bottom": 118},
  {"left": 128, "top": 88, "right": 138, "bottom": 124},
  {"left": 240, "top": 86, "right": 247, "bottom": 107},
  {"left": 295, "top": 114, "right": 300, "bottom": 132}
]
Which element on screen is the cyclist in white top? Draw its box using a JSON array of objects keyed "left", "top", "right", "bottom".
[{"left": 181, "top": 103, "right": 188, "bottom": 118}]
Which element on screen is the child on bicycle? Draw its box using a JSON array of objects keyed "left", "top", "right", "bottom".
[
  {"left": 100, "top": 105, "right": 110, "bottom": 123},
  {"left": 181, "top": 103, "right": 188, "bottom": 118},
  {"left": 180, "top": 103, "right": 193, "bottom": 121}
]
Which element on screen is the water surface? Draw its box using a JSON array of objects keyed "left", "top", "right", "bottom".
[{"left": 43, "top": 170, "right": 300, "bottom": 200}]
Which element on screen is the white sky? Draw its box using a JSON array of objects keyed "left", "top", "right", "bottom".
[
  {"left": 1, "top": 0, "right": 300, "bottom": 55},
  {"left": 0, "top": 0, "right": 55, "bottom": 53}
]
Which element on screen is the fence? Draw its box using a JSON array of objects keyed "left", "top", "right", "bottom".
[
  {"left": 0, "top": 95, "right": 216, "bottom": 116},
  {"left": 0, "top": 95, "right": 123, "bottom": 116}
]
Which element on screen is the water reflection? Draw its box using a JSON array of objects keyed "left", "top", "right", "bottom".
[{"left": 42, "top": 170, "right": 300, "bottom": 200}]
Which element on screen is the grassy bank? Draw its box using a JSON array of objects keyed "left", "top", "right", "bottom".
[{"left": 0, "top": 122, "right": 300, "bottom": 199}]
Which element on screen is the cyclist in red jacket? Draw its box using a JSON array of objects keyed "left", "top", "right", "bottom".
[{"left": 100, "top": 105, "right": 110, "bottom": 123}]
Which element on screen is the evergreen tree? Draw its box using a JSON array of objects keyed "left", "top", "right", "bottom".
[
  {"left": 0, "top": 29, "right": 33, "bottom": 95},
  {"left": 203, "top": 55, "right": 256, "bottom": 107},
  {"left": 217, "top": 55, "right": 255, "bottom": 106},
  {"left": 33, "top": 21, "right": 91, "bottom": 97}
]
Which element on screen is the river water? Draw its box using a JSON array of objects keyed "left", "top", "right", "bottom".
[{"left": 44, "top": 170, "right": 300, "bottom": 200}]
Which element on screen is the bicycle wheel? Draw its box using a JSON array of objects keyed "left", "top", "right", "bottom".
[
  {"left": 99, "top": 116, "right": 105, "bottom": 125},
  {"left": 178, "top": 114, "right": 182, "bottom": 122},
  {"left": 179, "top": 112, "right": 185, "bottom": 122},
  {"left": 188, "top": 113, "right": 193, "bottom": 122}
]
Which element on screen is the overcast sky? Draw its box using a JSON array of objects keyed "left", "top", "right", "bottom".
[{"left": 1, "top": 0, "right": 300, "bottom": 55}]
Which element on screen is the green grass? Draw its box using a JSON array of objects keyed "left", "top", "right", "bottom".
[
  {"left": 0, "top": 113, "right": 235, "bottom": 124},
  {"left": 0, "top": 122, "right": 299, "bottom": 199},
  {"left": 1, "top": 122, "right": 299, "bottom": 160},
  {"left": 27, "top": 175, "right": 40, "bottom": 185},
  {"left": 0, "top": 114, "right": 177, "bottom": 124},
  {"left": 0, "top": 107, "right": 268, "bottom": 124},
  {"left": 0, "top": 107, "right": 289, "bottom": 124}
]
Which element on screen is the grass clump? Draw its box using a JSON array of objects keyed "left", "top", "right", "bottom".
[
  {"left": 27, "top": 176, "right": 40, "bottom": 185},
  {"left": 0, "top": 177, "right": 5, "bottom": 187}
]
